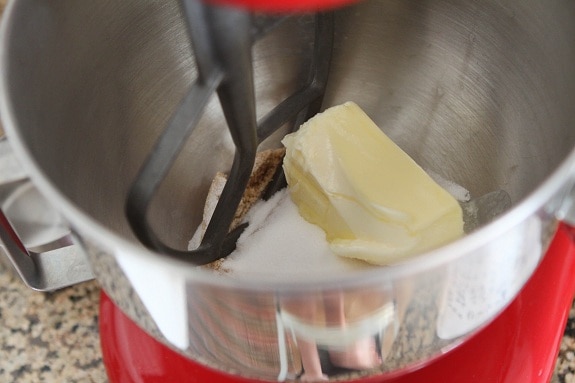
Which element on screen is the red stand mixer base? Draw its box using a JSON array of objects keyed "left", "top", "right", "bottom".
[{"left": 100, "top": 224, "right": 575, "bottom": 383}]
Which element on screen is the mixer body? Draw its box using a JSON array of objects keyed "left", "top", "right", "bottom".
[{"left": 1, "top": 0, "right": 575, "bottom": 381}]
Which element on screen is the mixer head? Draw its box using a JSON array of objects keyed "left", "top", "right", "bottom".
[{"left": 125, "top": 0, "right": 334, "bottom": 264}]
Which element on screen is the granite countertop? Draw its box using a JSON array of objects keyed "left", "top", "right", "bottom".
[
  {"left": 0, "top": 262, "right": 106, "bottom": 383},
  {"left": 0, "top": 256, "right": 574, "bottom": 383}
]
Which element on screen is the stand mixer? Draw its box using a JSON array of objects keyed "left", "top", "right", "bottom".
[{"left": 1, "top": 0, "right": 575, "bottom": 382}]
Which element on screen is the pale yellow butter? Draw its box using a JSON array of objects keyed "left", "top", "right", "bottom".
[{"left": 282, "top": 102, "right": 464, "bottom": 265}]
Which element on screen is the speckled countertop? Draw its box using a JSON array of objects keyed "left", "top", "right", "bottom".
[
  {"left": 0, "top": 256, "right": 574, "bottom": 383},
  {"left": 558, "top": 313, "right": 575, "bottom": 383},
  {"left": 0, "top": 262, "right": 106, "bottom": 383}
]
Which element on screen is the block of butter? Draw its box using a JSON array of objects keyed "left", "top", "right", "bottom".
[{"left": 282, "top": 102, "right": 463, "bottom": 265}]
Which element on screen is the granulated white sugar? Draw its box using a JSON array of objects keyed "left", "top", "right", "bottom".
[
  {"left": 220, "top": 189, "right": 373, "bottom": 281},
  {"left": 426, "top": 170, "right": 471, "bottom": 202},
  {"left": 201, "top": 172, "right": 470, "bottom": 281}
]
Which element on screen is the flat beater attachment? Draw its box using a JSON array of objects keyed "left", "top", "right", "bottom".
[{"left": 125, "top": 0, "right": 334, "bottom": 265}]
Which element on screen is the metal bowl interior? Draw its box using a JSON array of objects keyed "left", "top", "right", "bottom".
[{"left": 2, "top": 0, "right": 575, "bottom": 250}]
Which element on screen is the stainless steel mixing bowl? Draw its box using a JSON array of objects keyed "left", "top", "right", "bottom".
[{"left": 1, "top": 0, "right": 575, "bottom": 381}]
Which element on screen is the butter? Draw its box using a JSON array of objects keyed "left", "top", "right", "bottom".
[{"left": 282, "top": 102, "right": 464, "bottom": 265}]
